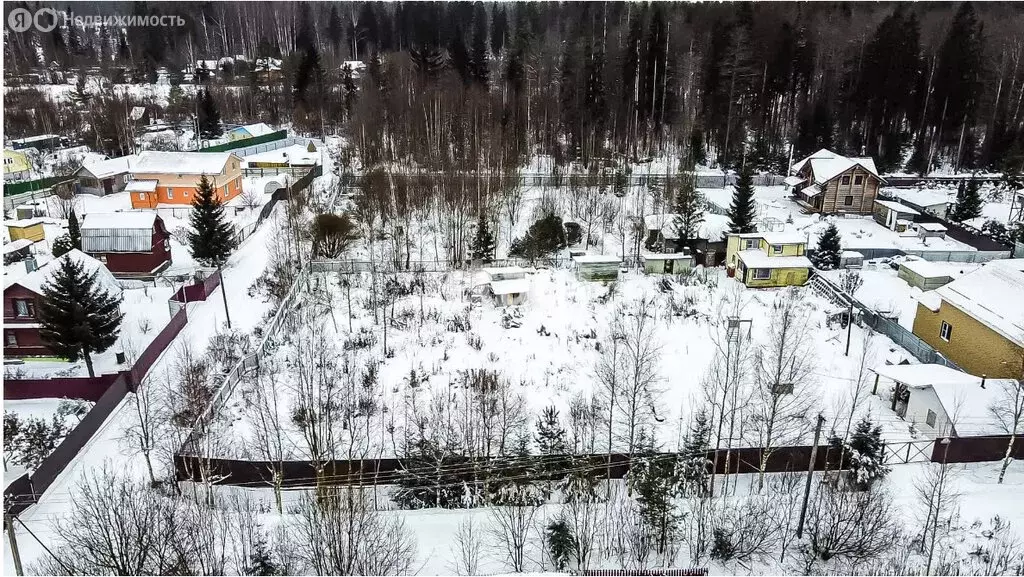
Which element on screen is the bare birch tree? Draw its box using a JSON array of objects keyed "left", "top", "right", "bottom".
[
  {"left": 750, "top": 290, "right": 818, "bottom": 491},
  {"left": 989, "top": 373, "right": 1024, "bottom": 484},
  {"left": 450, "top": 517, "right": 485, "bottom": 576}
]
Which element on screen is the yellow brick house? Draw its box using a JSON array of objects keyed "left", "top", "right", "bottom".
[
  {"left": 912, "top": 259, "right": 1024, "bottom": 379},
  {"left": 725, "top": 232, "right": 812, "bottom": 288}
]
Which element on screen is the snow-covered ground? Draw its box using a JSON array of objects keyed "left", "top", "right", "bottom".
[
  {"left": 4, "top": 285, "right": 175, "bottom": 379},
  {"left": 3, "top": 398, "right": 93, "bottom": 488},
  {"left": 821, "top": 260, "right": 981, "bottom": 328}
]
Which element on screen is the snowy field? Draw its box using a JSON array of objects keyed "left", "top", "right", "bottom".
[{"left": 207, "top": 265, "right": 912, "bottom": 462}]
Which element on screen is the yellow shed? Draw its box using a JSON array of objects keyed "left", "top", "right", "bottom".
[{"left": 7, "top": 219, "right": 45, "bottom": 242}]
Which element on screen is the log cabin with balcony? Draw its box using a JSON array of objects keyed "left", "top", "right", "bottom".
[{"left": 785, "top": 149, "right": 886, "bottom": 215}]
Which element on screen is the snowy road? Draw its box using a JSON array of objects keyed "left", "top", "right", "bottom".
[{"left": 3, "top": 206, "right": 280, "bottom": 573}]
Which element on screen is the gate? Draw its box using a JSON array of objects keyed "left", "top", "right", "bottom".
[{"left": 881, "top": 440, "right": 935, "bottom": 465}]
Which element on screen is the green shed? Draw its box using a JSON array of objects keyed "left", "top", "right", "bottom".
[
  {"left": 642, "top": 253, "right": 694, "bottom": 274},
  {"left": 573, "top": 254, "right": 621, "bottom": 282}
]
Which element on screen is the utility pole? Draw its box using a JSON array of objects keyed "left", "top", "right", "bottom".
[
  {"left": 844, "top": 301, "right": 854, "bottom": 356},
  {"left": 6, "top": 514, "right": 24, "bottom": 576},
  {"left": 218, "top": 266, "right": 232, "bottom": 329},
  {"left": 797, "top": 414, "right": 826, "bottom": 539}
]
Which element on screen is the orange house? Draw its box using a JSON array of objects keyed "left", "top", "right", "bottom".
[{"left": 128, "top": 151, "right": 244, "bottom": 209}]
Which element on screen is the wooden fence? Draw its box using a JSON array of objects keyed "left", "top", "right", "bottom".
[{"left": 175, "top": 444, "right": 848, "bottom": 488}]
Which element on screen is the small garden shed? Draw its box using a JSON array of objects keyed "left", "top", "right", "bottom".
[
  {"left": 6, "top": 219, "right": 45, "bottom": 242},
  {"left": 573, "top": 255, "right": 621, "bottom": 282},
  {"left": 642, "top": 253, "right": 694, "bottom": 274},
  {"left": 897, "top": 259, "right": 953, "bottom": 291}
]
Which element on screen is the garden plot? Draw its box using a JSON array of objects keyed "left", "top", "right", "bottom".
[
  {"left": 3, "top": 398, "right": 93, "bottom": 487},
  {"left": 206, "top": 266, "right": 913, "bottom": 462}
]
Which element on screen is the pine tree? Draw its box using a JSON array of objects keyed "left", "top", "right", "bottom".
[
  {"left": 546, "top": 517, "right": 575, "bottom": 571},
  {"left": 327, "top": 6, "right": 344, "bottom": 55},
  {"left": 490, "top": 6, "right": 507, "bottom": 57},
  {"left": 469, "top": 217, "right": 497, "bottom": 263},
  {"left": 727, "top": 164, "right": 757, "bottom": 233},
  {"left": 38, "top": 253, "right": 124, "bottom": 378},
  {"left": 469, "top": 2, "right": 489, "bottom": 86},
  {"left": 508, "top": 213, "right": 567, "bottom": 260},
  {"left": 187, "top": 175, "right": 235, "bottom": 267},
  {"left": 672, "top": 171, "right": 705, "bottom": 247},
  {"left": 197, "top": 89, "right": 222, "bottom": 140},
  {"left": 677, "top": 409, "right": 712, "bottom": 497},
  {"left": 830, "top": 416, "right": 890, "bottom": 490},
  {"left": 811, "top": 223, "right": 843, "bottom": 270},
  {"left": 950, "top": 178, "right": 983, "bottom": 221},
  {"left": 627, "top": 449, "right": 682, "bottom": 556},
  {"left": 67, "top": 210, "right": 82, "bottom": 250},
  {"left": 535, "top": 406, "right": 567, "bottom": 455},
  {"left": 243, "top": 533, "right": 281, "bottom": 576}
]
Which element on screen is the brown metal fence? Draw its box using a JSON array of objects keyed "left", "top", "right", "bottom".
[{"left": 5, "top": 304, "right": 189, "bottom": 514}]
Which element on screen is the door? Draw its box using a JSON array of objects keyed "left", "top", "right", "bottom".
[
  {"left": 103, "top": 178, "right": 113, "bottom": 194},
  {"left": 664, "top": 259, "right": 674, "bottom": 274}
]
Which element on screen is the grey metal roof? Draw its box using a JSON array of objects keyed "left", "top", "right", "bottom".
[{"left": 81, "top": 227, "right": 153, "bottom": 253}]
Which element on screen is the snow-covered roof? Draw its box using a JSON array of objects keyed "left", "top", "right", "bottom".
[
  {"left": 929, "top": 259, "right": 1024, "bottom": 347},
  {"left": 760, "top": 231, "right": 807, "bottom": 246},
  {"left": 7, "top": 219, "right": 43, "bottom": 228},
  {"left": 124, "top": 179, "right": 159, "bottom": 193},
  {"left": 481, "top": 266, "right": 527, "bottom": 278},
  {"left": 10, "top": 134, "right": 59, "bottom": 145},
  {"left": 3, "top": 239, "right": 33, "bottom": 254},
  {"left": 917, "top": 222, "right": 948, "bottom": 232},
  {"left": 736, "top": 250, "right": 812, "bottom": 269},
  {"left": 81, "top": 213, "right": 158, "bottom": 253},
  {"left": 918, "top": 291, "right": 942, "bottom": 312},
  {"left": 792, "top": 149, "right": 883, "bottom": 185},
  {"left": 783, "top": 175, "right": 806, "bottom": 187},
  {"left": 242, "top": 144, "right": 320, "bottom": 167},
  {"left": 233, "top": 123, "right": 276, "bottom": 137},
  {"left": 489, "top": 278, "right": 530, "bottom": 295},
  {"left": 642, "top": 253, "right": 693, "bottom": 261},
  {"left": 132, "top": 151, "right": 238, "bottom": 175},
  {"left": 900, "top": 259, "right": 951, "bottom": 279},
  {"left": 890, "top": 188, "right": 951, "bottom": 209},
  {"left": 8, "top": 249, "right": 121, "bottom": 297},
  {"left": 871, "top": 363, "right": 972, "bottom": 387},
  {"left": 81, "top": 212, "right": 157, "bottom": 230},
  {"left": 573, "top": 255, "right": 621, "bottom": 264},
  {"left": 79, "top": 155, "right": 135, "bottom": 179},
  {"left": 842, "top": 250, "right": 864, "bottom": 258},
  {"left": 802, "top": 184, "right": 822, "bottom": 198},
  {"left": 874, "top": 199, "right": 921, "bottom": 216}
]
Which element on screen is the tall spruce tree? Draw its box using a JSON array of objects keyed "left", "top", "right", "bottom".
[
  {"left": 469, "top": 217, "right": 496, "bottom": 263},
  {"left": 672, "top": 170, "right": 705, "bottom": 247},
  {"left": 950, "top": 178, "right": 983, "bottom": 221},
  {"left": 727, "top": 164, "right": 757, "bottom": 233},
  {"left": 678, "top": 409, "right": 712, "bottom": 497},
  {"left": 812, "top": 223, "right": 843, "bottom": 270},
  {"left": 546, "top": 517, "right": 575, "bottom": 571},
  {"left": 535, "top": 406, "right": 567, "bottom": 455},
  {"left": 67, "top": 210, "right": 82, "bottom": 250},
  {"left": 627, "top": 448, "right": 682, "bottom": 556},
  {"left": 187, "top": 175, "right": 235, "bottom": 267},
  {"left": 197, "top": 89, "right": 222, "bottom": 140},
  {"left": 38, "top": 253, "right": 123, "bottom": 378}
]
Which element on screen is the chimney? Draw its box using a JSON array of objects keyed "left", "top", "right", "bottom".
[
  {"left": 980, "top": 374, "right": 987, "bottom": 389},
  {"left": 24, "top": 256, "right": 37, "bottom": 273}
]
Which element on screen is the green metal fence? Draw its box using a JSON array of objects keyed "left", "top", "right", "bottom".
[
  {"left": 3, "top": 175, "right": 74, "bottom": 197},
  {"left": 197, "top": 130, "right": 287, "bottom": 153}
]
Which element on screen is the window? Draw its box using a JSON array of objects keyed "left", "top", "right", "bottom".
[
  {"left": 772, "top": 244, "right": 783, "bottom": 254},
  {"left": 3, "top": 157, "right": 11, "bottom": 165},
  {"left": 166, "top": 189, "right": 173, "bottom": 200},
  {"left": 164, "top": 239, "right": 170, "bottom": 251},
  {"left": 14, "top": 299, "right": 33, "bottom": 317},
  {"left": 97, "top": 255, "right": 107, "bottom": 264},
  {"left": 842, "top": 175, "right": 851, "bottom": 185},
  {"left": 6, "top": 333, "right": 16, "bottom": 346},
  {"left": 940, "top": 321, "right": 952, "bottom": 342},
  {"left": 926, "top": 409, "right": 937, "bottom": 428},
  {"left": 844, "top": 195, "right": 854, "bottom": 206},
  {"left": 752, "top": 268, "right": 771, "bottom": 280},
  {"left": 139, "top": 193, "right": 146, "bottom": 200},
  {"left": 854, "top": 175, "right": 864, "bottom": 185},
  {"left": 744, "top": 239, "right": 759, "bottom": 250}
]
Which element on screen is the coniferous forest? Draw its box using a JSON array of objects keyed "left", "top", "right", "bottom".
[{"left": 4, "top": 1, "right": 1024, "bottom": 176}]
